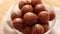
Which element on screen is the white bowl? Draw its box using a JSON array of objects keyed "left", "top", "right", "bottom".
[{"left": 2, "top": 1, "right": 56, "bottom": 34}]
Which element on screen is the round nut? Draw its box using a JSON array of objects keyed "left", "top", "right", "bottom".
[
  {"left": 21, "top": 5, "right": 33, "bottom": 14},
  {"left": 31, "top": 24, "right": 44, "bottom": 34},
  {"left": 23, "top": 12, "right": 38, "bottom": 25},
  {"left": 23, "top": 26, "right": 31, "bottom": 34},
  {"left": 42, "top": 24, "right": 49, "bottom": 33},
  {"left": 19, "top": 0, "right": 31, "bottom": 9},
  {"left": 34, "top": 4, "right": 45, "bottom": 14},
  {"left": 31, "top": 0, "right": 42, "bottom": 7},
  {"left": 38, "top": 11, "right": 50, "bottom": 23},
  {"left": 46, "top": 8, "right": 55, "bottom": 21},
  {"left": 11, "top": 10, "right": 22, "bottom": 20},
  {"left": 13, "top": 18, "right": 23, "bottom": 32}
]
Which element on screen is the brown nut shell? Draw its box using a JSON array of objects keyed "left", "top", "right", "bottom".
[
  {"left": 46, "top": 8, "right": 55, "bottom": 21},
  {"left": 11, "top": 10, "right": 22, "bottom": 20},
  {"left": 42, "top": 24, "right": 49, "bottom": 33},
  {"left": 21, "top": 5, "right": 33, "bottom": 14},
  {"left": 23, "top": 26, "right": 31, "bottom": 34},
  {"left": 31, "top": 0, "right": 42, "bottom": 7},
  {"left": 31, "top": 24, "right": 44, "bottom": 34},
  {"left": 23, "top": 12, "right": 38, "bottom": 25},
  {"left": 34, "top": 4, "right": 45, "bottom": 14},
  {"left": 13, "top": 18, "right": 23, "bottom": 32},
  {"left": 19, "top": 0, "right": 31, "bottom": 9},
  {"left": 38, "top": 11, "right": 50, "bottom": 23}
]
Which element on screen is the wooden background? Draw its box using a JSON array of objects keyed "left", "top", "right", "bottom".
[{"left": 0, "top": 0, "right": 60, "bottom": 34}]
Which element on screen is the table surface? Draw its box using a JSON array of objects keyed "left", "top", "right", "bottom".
[{"left": 0, "top": 0, "right": 60, "bottom": 34}]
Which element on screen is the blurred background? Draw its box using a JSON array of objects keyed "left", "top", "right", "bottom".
[{"left": 0, "top": 0, "right": 60, "bottom": 34}]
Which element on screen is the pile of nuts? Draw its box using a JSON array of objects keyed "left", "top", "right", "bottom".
[{"left": 11, "top": 0, "right": 55, "bottom": 34}]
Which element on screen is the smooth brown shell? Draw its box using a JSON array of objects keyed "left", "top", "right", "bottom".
[
  {"left": 31, "top": 24, "right": 44, "bottom": 34},
  {"left": 13, "top": 18, "right": 23, "bottom": 32},
  {"left": 38, "top": 11, "right": 50, "bottom": 23},
  {"left": 31, "top": 0, "right": 42, "bottom": 7},
  {"left": 19, "top": 0, "right": 31, "bottom": 9},
  {"left": 42, "top": 24, "right": 49, "bottom": 33},
  {"left": 46, "top": 7, "right": 55, "bottom": 21},
  {"left": 11, "top": 10, "right": 22, "bottom": 20},
  {"left": 23, "top": 26, "right": 31, "bottom": 34},
  {"left": 34, "top": 4, "right": 45, "bottom": 14},
  {"left": 21, "top": 5, "right": 33, "bottom": 14},
  {"left": 23, "top": 12, "right": 38, "bottom": 25}
]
